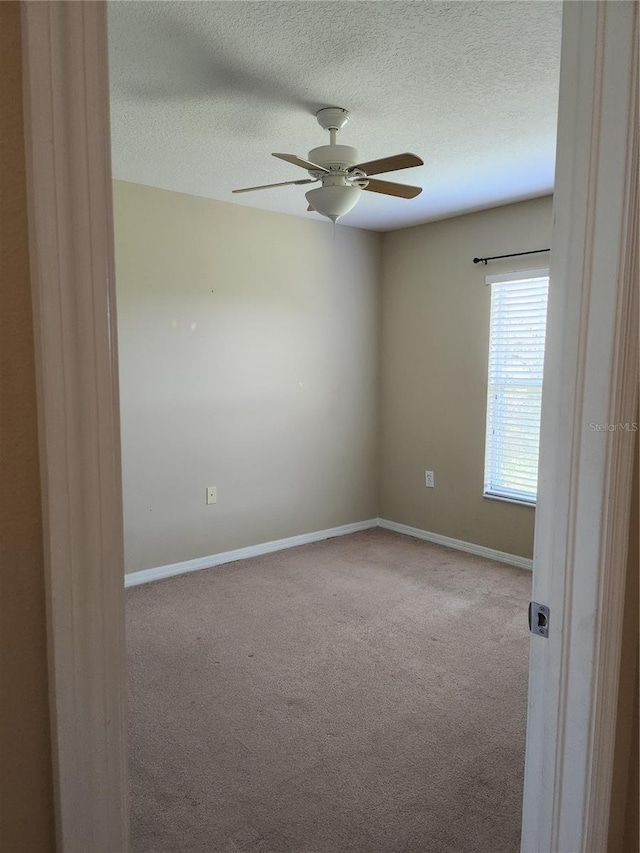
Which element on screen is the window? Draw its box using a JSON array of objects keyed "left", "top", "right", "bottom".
[{"left": 483, "top": 269, "right": 549, "bottom": 505}]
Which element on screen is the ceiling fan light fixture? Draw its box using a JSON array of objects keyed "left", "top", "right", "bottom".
[{"left": 305, "top": 185, "right": 362, "bottom": 222}]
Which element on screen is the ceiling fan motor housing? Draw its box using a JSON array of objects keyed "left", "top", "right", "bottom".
[
  {"left": 306, "top": 116, "right": 364, "bottom": 219},
  {"left": 307, "top": 145, "right": 359, "bottom": 173}
]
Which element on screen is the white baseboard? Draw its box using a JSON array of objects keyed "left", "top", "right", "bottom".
[
  {"left": 124, "top": 519, "right": 378, "bottom": 588},
  {"left": 377, "top": 518, "right": 533, "bottom": 571},
  {"left": 125, "top": 516, "right": 531, "bottom": 588}
]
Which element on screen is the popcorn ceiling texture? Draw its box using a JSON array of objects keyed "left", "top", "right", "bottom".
[{"left": 108, "top": 1, "right": 561, "bottom": 232}]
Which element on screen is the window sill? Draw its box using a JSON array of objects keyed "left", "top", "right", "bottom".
[{"left": 483, "top": 492, "right": 536, "bottom": 508}]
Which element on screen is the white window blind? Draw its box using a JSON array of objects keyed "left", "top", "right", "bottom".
[{"left": 484, "top": 269, "right": 549, "bottom": 505}]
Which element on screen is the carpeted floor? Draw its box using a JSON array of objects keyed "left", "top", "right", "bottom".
[{"left": 127, "top": 528, "right": 532, "bottom": 853}]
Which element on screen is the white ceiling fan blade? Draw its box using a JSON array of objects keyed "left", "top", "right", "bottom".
[
  {"left": 233, "top": 179, "right": 317, "bottom": 194},
  {"left": 273, "top": 153, "right": 330, "bottom": 173}
]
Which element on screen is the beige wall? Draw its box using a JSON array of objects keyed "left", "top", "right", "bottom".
[
  {"left": 379, "top": 196, "right": 553, "bottom": 559},
  {"left": 113, "top": 181, "right": 381, "bottom": 573},
  {"left": 0, "top": 2, "right": 55, "bottom": 848}
]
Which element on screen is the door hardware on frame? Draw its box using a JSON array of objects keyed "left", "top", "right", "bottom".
[{"left": 528, "top": 602, "right": 550, "bottom": 638}]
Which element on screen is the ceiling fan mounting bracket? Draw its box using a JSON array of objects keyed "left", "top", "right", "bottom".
[{"left": 315, "top": 107, "right": 350, "bottom": 132}]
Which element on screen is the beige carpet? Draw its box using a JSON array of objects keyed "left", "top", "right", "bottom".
[{"left": 127, "top": 528, "right": 532, "bottom": 853}]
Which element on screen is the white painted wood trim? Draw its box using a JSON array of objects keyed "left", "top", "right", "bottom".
[
  {"left": 585, "top": 7, "right": 638, "bottom": 846},
  {"left": 377, "top": 519, "right": 533, "bottom": 571},
  {"left": 485, "top": 267, "right": 549, "bottom": 285},
  {"left": 521, "top": 3, "right": 638, "bottom": 852},
  {"left": 21, "top": 3, "right": 129, "bottom": 851},
  {"left": 125, "top": 519, "right": 379, "bottom": 588}
]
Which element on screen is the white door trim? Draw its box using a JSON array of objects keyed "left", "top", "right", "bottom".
[
  {"left": 20, "top": 1, "right": 637, "bottom": 850},
  {"left": 521, "top": 3, "right": 638, "bottom": 852},
  {"left": 21, "top": 3, "right": 129, "bottom": 850}
]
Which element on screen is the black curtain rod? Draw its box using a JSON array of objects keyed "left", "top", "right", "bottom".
[{"left": 473, "top": 248, "right": 551, "bottom": 265}]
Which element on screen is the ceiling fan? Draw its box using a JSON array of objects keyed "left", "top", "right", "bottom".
[{"left": 233, "top": 107, "right": 424, "bottom": 222}]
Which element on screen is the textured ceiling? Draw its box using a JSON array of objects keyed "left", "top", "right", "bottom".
[{"left": 108, "top": 1, "right": 562, "bottom": 232}]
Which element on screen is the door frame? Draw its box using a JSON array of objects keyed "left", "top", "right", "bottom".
[
  {"left": 20, "top": 1, "right": 637, "bottom": 850},
  {"left": 21, "top": 3, "right": 128, "bottom": 851},
  {"left": 521, "top": 3, "right": 638, "bottom": 852}
]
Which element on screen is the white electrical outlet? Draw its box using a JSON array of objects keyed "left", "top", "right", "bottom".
[
  {"left": 206, "top": 486, "right": 217, "bottom": 505},
  {"left": 425, "top": 471, "right": 435, "bottom": 488}
]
